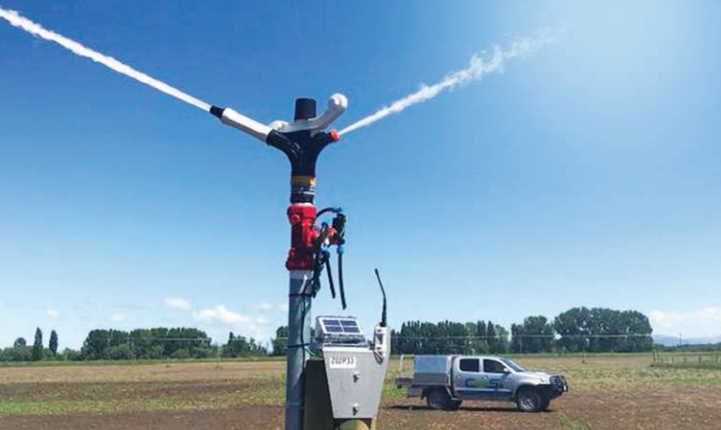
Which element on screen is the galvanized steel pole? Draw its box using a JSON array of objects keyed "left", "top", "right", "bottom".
[{"left": 286, "top": 270, "right": 313, "bottom": 430}]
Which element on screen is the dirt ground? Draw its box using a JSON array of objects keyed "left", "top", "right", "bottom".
[{"left": 2, "top": 355, "right": 721, "bottom": 429}]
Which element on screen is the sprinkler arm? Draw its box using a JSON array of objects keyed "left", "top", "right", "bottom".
[
  {"left": 209, "top": 93, "right": 347, "bottom": 142},
  {"left": 209, "top": 106, "right": 271, "bottom": 141}
]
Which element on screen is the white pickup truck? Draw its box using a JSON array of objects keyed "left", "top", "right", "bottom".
[{"left": 396, "top": 355, "right": 568, "bottom": 412}]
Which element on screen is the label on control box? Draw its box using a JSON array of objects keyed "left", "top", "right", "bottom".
[{"left": 328, "top": 355, "right": 357, "bottom": 369}]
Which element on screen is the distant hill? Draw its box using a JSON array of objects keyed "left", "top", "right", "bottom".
[{"left": 653, "top": 334, "right": 721, "bottom": 347}]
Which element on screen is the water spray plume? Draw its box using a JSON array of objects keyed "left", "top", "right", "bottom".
[
  {"left": 0, "top": 7, "right": 211, "bottom": 112},
  {"left": 339, "top": 31, "right": 557, "bottom": 136}
]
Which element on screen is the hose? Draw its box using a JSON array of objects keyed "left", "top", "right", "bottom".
[
  {"left": 338, "top": 250, "right": 347, "bottom": 310},
  {"left": 325, "top": 258, "right": 336, "bottom": 299}
]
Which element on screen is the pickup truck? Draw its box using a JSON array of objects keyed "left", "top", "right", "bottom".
[{"left": 395, "top": 355, "right": 568, "bottom": 412}]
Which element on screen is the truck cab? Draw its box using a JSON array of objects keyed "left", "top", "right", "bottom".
[{"left": 396, "top": 355, "right": 568, "bottom": 412}]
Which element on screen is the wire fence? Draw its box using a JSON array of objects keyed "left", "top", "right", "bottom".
[
  {"left": 652, "top": 351, "right": 721, "bottom": 368},
  {"left": 273, "top": 333, "right": 655, "bottom": 354}
]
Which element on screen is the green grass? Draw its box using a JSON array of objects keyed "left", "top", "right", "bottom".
[
  {"left": 557, "top": 411, "right": 591, "bottom": 430},
  {"left": 0, "top": 355, "right": 285, "bottom": 369},
  {"left": 0, "top": 375, "right": 285, "bottom": 416},
  {"left": 4, "top": 353, "right": 721, "bottom": 418}
]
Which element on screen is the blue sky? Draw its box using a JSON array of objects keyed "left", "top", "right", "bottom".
[{"left": 1, "top": 1, "right": 720, "bottom": 349}]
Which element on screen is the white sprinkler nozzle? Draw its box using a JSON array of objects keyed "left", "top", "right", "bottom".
[
  {"left": 314, "top": 93, "right": 348, "bottom": 130},
  {"left": 210, "top": 106, "right": 272, "bottom": 142}
]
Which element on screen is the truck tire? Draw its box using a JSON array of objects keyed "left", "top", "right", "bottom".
[
  {"left": 540, "top": 396, "right": 550, "bottom": 411},
  {"left": 516, "top": 388, "right": 543, "bottom": 412},
  {"left": 426, "top": 388, "right": 454, "bottom": 410},
  {"left": 448, "top": 399, "right": 463, "bottom": 410}
]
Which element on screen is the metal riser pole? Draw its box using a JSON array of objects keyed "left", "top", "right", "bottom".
[{"left": 286, "top": 270, "right": 313, "bottom": 430}]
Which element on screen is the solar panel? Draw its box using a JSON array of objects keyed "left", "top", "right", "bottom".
[{"left": 315, "top": 316, "right": 366, "bottom": 346}]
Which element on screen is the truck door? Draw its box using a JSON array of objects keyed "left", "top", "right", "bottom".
[
  {"left": 454, "top": 357, "right": 496, "bottom": 398},
  {"left": 482, "top": 358, "right": 513, "bottom": 399}
]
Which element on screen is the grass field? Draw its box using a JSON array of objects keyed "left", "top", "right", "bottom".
[{"left": 1, "top": 354, "right": 720, "bottom": 429}]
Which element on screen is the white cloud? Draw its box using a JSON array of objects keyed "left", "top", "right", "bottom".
[
  {"left": 47, "top": 308, "right": 60, "bottom": 319},
  {"left": 110, "top": 313, "right": 127, "bottom": 322},
  {"left": 256, "top": 302, "right": 274, "bottom": 311},
  {"left": 649, "top": 306, "right": 721, "bottom": 337},
  {"left": 278, "top": 303, "right": 289, "bottom": 312},
  {"left": 164, "top": 297, "right": 192, "bottom": 311},
  {"left": 193, "top": 305, "right": 250, "bottom": 324},
  {"left": 255, "top": 315, "right": 270, "bottom": 325}
]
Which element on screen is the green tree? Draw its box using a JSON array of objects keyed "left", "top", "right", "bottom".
[
  {"left": 554, "top": 307, "right": 591, "bottom": 352},
  {"left": 272, "top": 326, "right": 289, "bottom": 356},
  {"left": 61, "top": 348, "right": 82, "bottom": 361},
  {"left": 553, "top": 307, "right": 653, "bottom": 353},
  {"left": 0, "top": 345, "right": 31, "bottom": 361},
  {"left": 13, "top": 337, "right": 26, "bottom": 348},
  {"left": 106, "top": 344, "right": 135, "bottom": 360},
  {"left": 510, "top": 323, "right": 523, "bottom": 353},
  {"left": 494, "top": 324, "right": 510, "bottom": 353},
  {"left": 223, "top": 334, "right": 267, "bottom": 358},
  {"left": 81, "top": 329, "right": 112, "bottom": 359},
  {"left": 475, "top": 321, "right": 489, "bottom": 353},
  {"left": 49, "top": 330, "right": 59, "bottom": 356},
  {"left": 526, "top": 316, "right": 555, "bottom": 353},
  {"left": 487, "top": 320, "right": 498, "bottom": 353},
  {"left": 32, "top": 327, "right": 44, "bottom": 361}
]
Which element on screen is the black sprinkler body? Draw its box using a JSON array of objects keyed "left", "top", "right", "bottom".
[{"left": 210, "top": 95, "right": 344, "bottom": 203}]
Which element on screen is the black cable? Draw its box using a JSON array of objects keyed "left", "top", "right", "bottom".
[
  {"left": 297, "top": 277, "right": 314, "bottom": 362},
  {"left": 325, "top": 258, "right": 336, "bottom": 299},
  {"left": 315, "top": 207, "right": 341, "bottom": 220},
  {"left": 338, "top": 252, "right": 347, "bottom": 309}
]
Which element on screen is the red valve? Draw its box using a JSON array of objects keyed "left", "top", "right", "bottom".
[
  {"left": 329, "top": 129, "right": 340, "bottom": 142},
  {"left": 285, "top": 203, "right": 318, "bottom": 271}
]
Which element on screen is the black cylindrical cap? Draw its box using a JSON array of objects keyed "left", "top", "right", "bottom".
[{"left": 294, "top": 98, "right": 316, "bottom": 121}]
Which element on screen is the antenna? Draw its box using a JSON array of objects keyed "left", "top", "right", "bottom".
[{"left": 374, "top": 268, "right": 387, "bottom": 327}]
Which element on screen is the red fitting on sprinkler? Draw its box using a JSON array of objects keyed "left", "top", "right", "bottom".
[{"left": 286, "top": 203, "right": 318, "bottom": 271}]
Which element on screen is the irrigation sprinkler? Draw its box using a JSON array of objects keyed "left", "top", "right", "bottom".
[
  {"left": 2, "top": 8, "right": 551, "bottom": 429},
  {"left": 210, "top": 95, "right": 390, "bottom": 430}
]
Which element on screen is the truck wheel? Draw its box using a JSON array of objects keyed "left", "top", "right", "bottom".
[
  {"left": 426, "top": 388, "right": 452, "bottom": 410},
  {"left": 516, "top": 388, "right": 543, "bottom": 412},
  {"left": 540, "top": 396, "right": 550, "bottom": 411},
  {"left": 448, "top": 399, "right": 463, "bottom": 410}
]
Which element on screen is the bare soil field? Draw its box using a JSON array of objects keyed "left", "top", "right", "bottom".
[{"left": 2, "top": 354, "right": 720, "bottom": 429}]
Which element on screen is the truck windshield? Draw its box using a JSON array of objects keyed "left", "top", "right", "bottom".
[{"left": 500, "top": 358, "right": 525, "bottom": 372}]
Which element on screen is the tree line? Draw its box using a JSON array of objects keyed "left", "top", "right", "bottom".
[
  {"left": 0, "top": 327, "right": 267, "bottom": 362},
  {"left": 268, "top": 307, "right": 654, "bottom": 355},
  {"left": 1, "top": 307, "right": 654, "bottom": 362},
  {"left": 392, "top": 307, "right": 653, "bottom": 354},
  {"left": 0, "top": 328, "right": 59, "bottom": 362}
]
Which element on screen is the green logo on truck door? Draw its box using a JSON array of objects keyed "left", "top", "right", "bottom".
[{"left": 465, "top": 376, "right": 490, "bottom": 388}]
